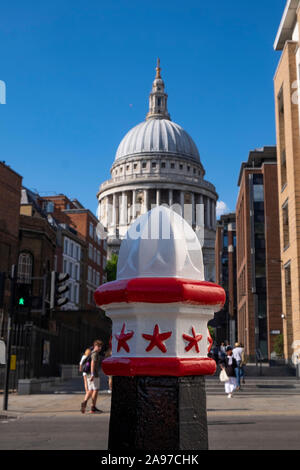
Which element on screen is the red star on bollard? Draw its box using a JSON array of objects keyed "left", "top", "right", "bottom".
[
  {"left": 142, "top": 324, "right": 172, "bottom": 353},
  {"left": 115, "top": 323, "right": 134, "bottom": 353},
  {"left": 207, "top": 328, "right": 213, "bottom": 353},
  {"left": 183, "top": 327, "right": 203, "bottom": 353}
]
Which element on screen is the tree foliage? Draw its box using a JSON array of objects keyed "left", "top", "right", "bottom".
[
  {"left": 274, "top": 333, "right": 284, "bottom": 357},
  {"left": 208, "top": 325, "right": 215, "bottom": 342},
  {"left": 105, "top": 254, "right": 118, "bottom": 282}
]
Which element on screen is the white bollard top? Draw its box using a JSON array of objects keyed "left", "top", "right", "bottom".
[{"left": 117, "top": 206, "right": 204, "bottom": 281}]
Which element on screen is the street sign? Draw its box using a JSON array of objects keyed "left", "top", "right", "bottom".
[{"left": 0, "top": 340, "right": 5, "bottom": 364}]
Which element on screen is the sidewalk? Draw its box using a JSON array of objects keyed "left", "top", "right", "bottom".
[
  {"left": 2, "top": 376, "right": 112, "bottom": 417},
  {"left": 3, "top": 375, "right": 300, "bottom": 418}
]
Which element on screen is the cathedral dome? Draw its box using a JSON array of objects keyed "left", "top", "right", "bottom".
[{"left": 115, "top": 118, "right": 200, "bottom": 162}]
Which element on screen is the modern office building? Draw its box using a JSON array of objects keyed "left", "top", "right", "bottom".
[
  {"left": 274, "top": 0, "right": 300, "bottom": 363},
  {"left": 213, "top": 213, "right": 237, "bottom": 345},
  {"left": 236, "top": 147, "right": 283, "bottom": 360}
]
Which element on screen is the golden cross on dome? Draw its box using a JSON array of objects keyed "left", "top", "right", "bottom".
[{"left": 155, "top": 57, "right": 161, "bottom": 79}]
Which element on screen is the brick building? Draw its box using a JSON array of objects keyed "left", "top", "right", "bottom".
[
  {"left": 40, "top": 195, "right": 107, "bottom": 310},
  {"left": 213, "top": 213, "right": 237, "bottom": 345},
  {"left": 274, "top": 0, "right": 300, "bottom": 363},
  {"left": 0, "top": 162, "right": 22, "bottom": 318},
  {"left": 236, "top": 147, "right": 283, "bottom": 360},
  {"left": 18, "top": 188, "right": 57, "bottom": 322},
  {"left": 0, "top": 162, "right": 22, "bottom": 273}
]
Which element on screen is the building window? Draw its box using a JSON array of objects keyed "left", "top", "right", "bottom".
[
  {"left": 69, "top": 283, "right": 73, "bottom": 302},
  {"left": 70, "top": 242, "right": 73, "bottom": 258},
  {"left": 152, "top": 162, "right": 157, "bottom": 168},
  {"left": 89, "top": 223, "right": 94, "bottom": 238},
  {"left": 253, "top": 174, "right": 264, "bottom": 202},
  {"left": 278, "top": 89, "right": 287, "bottom": 189},
  {"left": 64, "top": 239, "right": 69, "bottom": 255},
  {"left": 142, "top": 162, "right": 147, "bottom": 169},
  {"left": 69, "top": 262, "right": 73, "bottom": 278},
  {"left": 161, "top": 162, "right": 166, "bottom": 168},
  {"left": 187, "top": 166, "right": 190, "bottom": 172},
  {"left": 89, "top": 244, "right": 93, "bottom": 259},
  {"left": 284, "top": 262, "right": 292, "bottom": 324},
  {"left": 282, "top": 200, "right": 289, "bottom": 249},
  {"left": 171, "top": 163, "right": 175, "bottom": 169},
  {"left": 18, "top": 252, "right": 33, "bottom": 284},
  {"left": 75, "top": 264, "right": 79, "bottom": 281},
  {"left": 74, "top": 284, "right": 78, "bottom": 304},
  {"left": 63, "top": 259, "right": 67, "bottom": 273},
  {"left": 134, "top": 163, "right": 137, "bottom": 170},
  {"left": 193, "top": 168, "right": 196, "bottom": 174},
  {"left": 179, "top": 164, "right": 183, "bottom": 170},
  {"left": 43, "top": 201, "right": 54, "bottom": 213},
  {"left": 281, "top": 149, "right": 287, "bottom": 188},
  {"left": 223, "top": 234, "right": 228, "bottom": 248}
]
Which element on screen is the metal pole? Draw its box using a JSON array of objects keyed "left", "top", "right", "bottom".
[{"left": 3, "top": 265, "right": 16, "bottom": 411}]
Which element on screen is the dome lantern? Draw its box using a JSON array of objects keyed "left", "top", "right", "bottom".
[{"left": 146, "top": 58, "right": 171, "bottom": 121}]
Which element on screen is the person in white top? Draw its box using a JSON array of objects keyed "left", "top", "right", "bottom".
[
  {"left": 232, "top": 342, "right": 245, "bottom": 390},
  {"left": 79, "top": 348, "right": 92, "bottom": 393}
]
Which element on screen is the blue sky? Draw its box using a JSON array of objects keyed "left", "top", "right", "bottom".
[{"left": 0, "top": 0, "right": 285, "bottom": 216}]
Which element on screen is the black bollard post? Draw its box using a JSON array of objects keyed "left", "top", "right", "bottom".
[
  {"left": 109, "top": 376, "right": 208, "bottom": 451},
  {"left": 94, "top": 207, "right": 225, "bottom": 452}
]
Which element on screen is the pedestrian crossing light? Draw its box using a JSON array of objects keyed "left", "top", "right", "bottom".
[
  {"left": 50, "top": 271, "right": 70, "bottom": 309},
  {"left": 19, "top": 297, "right": 25, "bottom": 306}
]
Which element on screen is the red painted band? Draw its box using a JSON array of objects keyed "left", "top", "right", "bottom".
[
  {"left": 94, "top": 278, "right": 225, "bottom": 308},
  {"left": 102, "top": 357, "right": 217, "bottom": 377}
]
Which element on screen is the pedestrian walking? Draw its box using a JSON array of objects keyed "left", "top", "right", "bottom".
[
  {"left": 240, "top": 342, "right": 246, "bottom": 385},
  {"left": 220, "top": 342, "right": 226, "bottom": 356},
  {"left": 233, "top": 342, "right": 245, "bottom": 390},
  {"left": 79, "top": 347, "right": 92, "bottom": 393},
  {"left": 218, "top": 342, "right": 226, "bottom": 361},
  {"left": 212, "top": 344, "right": 219, "bottom": 364},
  {"left": 80, "top": 339, "right": 104, "bottom": 414},
  {"left": 104, "top": 345, "right": 112, "bottom": 393},
  {"left": 219, "top": 346, "right": 238, "bottom": 398}
]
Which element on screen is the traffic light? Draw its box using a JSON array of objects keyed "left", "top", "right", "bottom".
[
  {"left": 0, "top": 272, "right": 5, "bottom": 308},
  {"left": 16, "top": 283, "right": 31, "bottom": 311},
  {"left": 50, "top": 271, "right": 70, "bottom": 309}
]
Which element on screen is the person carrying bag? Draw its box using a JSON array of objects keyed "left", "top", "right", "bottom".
[{"left": 219, "top": 345, "right": 238, "bottom": 398}]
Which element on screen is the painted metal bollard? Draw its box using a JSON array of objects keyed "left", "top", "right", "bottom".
[{"left": 94, "top": 206, "right": 225, "bottom": 451}]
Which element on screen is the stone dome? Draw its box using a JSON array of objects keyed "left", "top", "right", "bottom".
[{"left": 115, "top": 118, "right": 201, "bottom": 162}]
